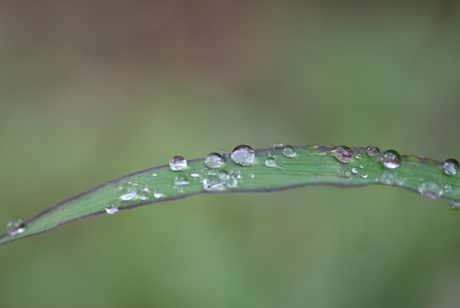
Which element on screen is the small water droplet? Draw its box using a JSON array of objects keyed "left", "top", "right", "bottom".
[
  {"left": 230, "top": 169, "right": 241, "bottom": 179},
  {"left": 169, "top": 155, "right": 187, "bottom": 171},
  {"left": 360, "top": 173, "right": 368, "bottom": 179},
  {"left": 418, "top": 180, "right": 443, "bottom": 199},
  {"left": 330, "top": 146, "right": 353, "bottom": 164},
  {"left": 174, "top": 175, "right": 189, "bottom": 186},
  {"left": 190, "top": 170, "right": 200, "bottom": 178},
  {"left": 265, "top": 157, "right": 277, "bottom": 168},
  {"left": 230, "top": 145, "right": 255, "bottom": 167},
  {"left": 450, "top": 200, "right": 460, "bottom": 211},
  {"left": 444, "top": 184, "right": 453, "bottom": 193},
  {"left": 351, "top": 167, "right": 359, "bottom": 174},
  {"left": 7, "top": 219, "right": 25, "bottom": 236},
  {"left": 202, "top": 176, "right": 226, "bottom": 191},
  {"left": 152, "top": 172, "right": 158, "bottom": 177},
  {"left": 355, "top": 154, "right": 363, "bottom": 160},
  {"left": 105, "top": 204, "right": 119, "bottom": 215},
  {"left": 153, "top": 189, "right": 164, "bottom": 199},
  {"left": 205, "top": 152, "right": 225, "bottom": 169},
  {"left": 381, "top": 171, "right": 397, "bottom": 185},
  {"left": 343, "top": 170, "right": 352, "bottom": 178},
  {"left": 217, "top": 170, "right": 230, "bottom": 181},
  {"left": 248, "top": 173, "right": 255, "bottom": 178},
  {"left": 282, "top": 145, "right": 296, "bottom": 158},
  {"left": 381, "top": 150, "right": 401, "bottom": 169},
  {"left": 443, "top": 158, "right": 459, "bottom": 175},
  {"left": 273, "top": 142, "right": 284, "bottom": 149},
  {"left": 365, "top": 146, "right": 380, "bottom": 157},
  {"left": 118, "top": 182, "right": 138, "bottom": 201},
  {"left": 359, "top": 164, "right": 365, "bottom": 169}
]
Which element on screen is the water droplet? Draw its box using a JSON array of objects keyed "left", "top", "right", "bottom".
[
  {"left": 169, "top": 155, "right": 187, "bottom": 171},
  {"left": 153, "top": 189, "right": 164, "bottom": 199},
  {"left": 190, "top": 170, "right": 200, "bottom": 178},
  {"left": 355, "top": 154, "right": 363, "bottom": 160},
  {"left": 205, "top": 152, "right": 225, "bottom": 169},
  {"left": 152, "top": 173, "right": 158, "bottom": 177},
  {"left": 202, "top": 176, "right": 226, "bottom": 192},
  {"left": 351, "top": 167, "right": 359, "bottom": 174},
  {"left": 273, "top": 142, "right": 284, "bottom": 149},
  {"left": 443, "top": 158, "right": 459, "bottom": 175},
  {"left": 330, "top": 146, "right": 353, "bottom": 164},
  {"left": 248, "top": 173, "right": 255, "bottom": 178},
  {"left": 265, "top": 157, "right": 277, "bottom": 168},
  {"left": 444, "top": 184, "right": 453, "bottom": 193},
  {"left": 230, "top": 169, "right": 241, "bottom": 179},
  {"left": 174, "top": 175, "right": 189, "bottom": 186},
  {"left": 217, "top": 170, "right": 230, "bottom": 181},
  {"left": 105, "top": 204, "right": 119, "bottom": 215},
  {"left": 365, "top": 146, "right": 380, "bottom": 157},
  {"left": 381, "top": 150, "right": 401, "bottom": 169},
  {"left": 230, "top": 145, "right": 255, "bottom": 167},
  {"left": 7, "top": 219, "right": 25, "bottom": 236},
  {"left": 381, "top": 171, "right": 397, "bottom": 185},
  {"left": 118, "top": 182, "right": 138, "bottom": 201},
  {"left": 282, "top": 145, "right": 296, "bottom": 158},
  {"left": 450, "top": 200, "right": 460, "bottom": 211},
  {"left": 360, "top": 173, "right": 368, "bottom": 179},
  {"left": 418, "top": 180, "right": 443, "bottom": 199}
]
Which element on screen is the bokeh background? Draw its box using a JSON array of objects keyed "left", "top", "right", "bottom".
[{"left": 1, "top": 1, "right": 460, "bottom": 307}]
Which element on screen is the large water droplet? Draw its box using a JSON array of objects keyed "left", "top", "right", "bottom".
[
  {"left": 282, "top": 145, "right": 296, "bottom": 158},
  {"left": 264, "top": 157, "right": 277, "bottom": 168},
  {"left": 7, "top": 219, "right": 25, "bottom": 236},
  {"left": 331, "top": 146, "right": 353, "bottom": 164},
  {"left": 381, "top": 150, "right": 401, "bottom": 169},
  {"left": 230, "top": 145, "right": 255, "bottom": 167},
  {"left": 169, "top": 156, "right": 187, "bottom": 171},
  {"left": 205, "top": 152, "right": 225, "bottom": 169},
  {"left": 418, "top": 180, "right": 443, "bottom": 199},
  {"left": 365, "top": 146, "right": 380, "bottom": 157},
  {"left": 443, "top": 158, "right": 459, "bottom": 175},
  {"left": 105, "top": 204, "right": 119, "bottom": 215},
  {"left": 118, "top": 182, "right": 138, "bottom": 201}
]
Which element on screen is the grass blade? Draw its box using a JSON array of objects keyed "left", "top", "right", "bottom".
[{"left": 1, "top": 145, "right": 459, "bottom": 246}]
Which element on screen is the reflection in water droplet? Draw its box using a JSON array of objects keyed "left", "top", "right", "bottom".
[
  {"left": 330, "top": 146, "right": 353, "bottom": 164},
  {"left": 118, "top": 182, "right": 138, "bottom": 201},
  {"left": 365, "top": 146, "right": 380, "bottom": 157},
  {"left": 205, "top": 153, "right": 225, "bottom": 169},
  {"left": 282, "top": 146, "right": 296, "bottom": 158},
  {"left": 443, "top": 158, "right": 459, "bottom": 175},
  {"left": 105, "top": 204, "right": 119, "bottom": 215},
  {"left": 381, "top": 150, "right": 401, "bottom": 169},
  {"left": 7, "top": 219, "right": 25, "bottom": 236},
  {"left": 265, "top": 157, "right": 277, "bottom": 168},
  {"left": 230, "top": 145, "right": 255, "bottom": 167},
  {"left": 169, "top": 156, "right": 187, "bottom": 171},
  {"left": 418, "top": 180, "right": 443, "bottom": 199}
]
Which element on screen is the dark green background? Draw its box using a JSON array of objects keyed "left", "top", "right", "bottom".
[{"left": 1, "top": 1, "right": 460, "bottom": 307}]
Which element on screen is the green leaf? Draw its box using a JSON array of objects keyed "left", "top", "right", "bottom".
[{"left": 1, "top": 145, "right": 459, "bottom": 246}]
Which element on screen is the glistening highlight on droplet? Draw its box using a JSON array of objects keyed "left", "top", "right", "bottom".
[
  {"left": 381, "top": 150, "right": 401, "bottom": 169},
  {"left": 230, "top": 145, "right": 255, "bottom": 167}
]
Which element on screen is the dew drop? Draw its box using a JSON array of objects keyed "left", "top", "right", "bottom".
[
  {"left": 153, "top": 189, "right": 164, "bottom": 199},
  {"left": 174, "top": 175, "right": 189, "bottom": 186},
  {"left": 450, "top": 200, "right": 460, "bottom": 211},
  {"left": 105, "top": 204, "right": 119, "bottom": 215},
  {"left": 230, "top": 145, "right": 255, "bottom": 167},
  {"left": 152, "top": 172, "right": 158, "bottom": 177},
  {"left": 248, "top": 173, "right": 255, "bottom": 178},
  {"left": 138, "top": 185, "right": 151, "bottom": 200},
  {"left": 190, "top": 170, "right": 200, "bottom": 178},
  {"left": 381, "top": 171, "right": 397, "bottom": 185},
  {"left": 202, "top": 176, "right": 226, "bottom": 192},
  {"left": 444, "top": 184, "right": 453, "bottom": 193},
  {"left": 169, "top": 155, "right": 187, "bottom": 171},
  {"left": 360, "top": 173, "right": 368, "bottom": 179},
  {"left": 365, "top": 146, "right": 380, "bottom": 157},
  {"left": 217, "top": 170, "right": 230, "bottom": 181},
  {"left": 351, "top": 167, "right": 359, "bottom": 174},
  {"left": 418, "top": 180, "right": 443, "bottom": 199},
  {"left": 205, "top": 152, "right": 225, "bottom": 169},
  {"left": 443, "top": 158, "right": 459, "bottom": 175},
  {"left": 265, "top": 157, "right": 277, "bottom": 168},
  {"left": 118, "top": 182, "right": 138, "bottom": 201},
  {"left": 330, "top": 146, "right": 353, "bottom": 164},
  {"left": 381, "top": 150, "right": 401, "bottom": 169},
  {"left": 230, "top": 169, "right": 241, "bottom": 179},
  {"left": 282, "top": 145, "right": 296, "bottom": 158},
  {"left": 7, "top": 219, "right": 25, "bottom": 236},
  {"left": 355, "top": 154, "right": 363, "bottom": 160}
]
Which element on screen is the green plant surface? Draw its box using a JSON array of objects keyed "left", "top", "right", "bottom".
[{"left": 1, "top": 144, "right": 458, "bottom": 246}]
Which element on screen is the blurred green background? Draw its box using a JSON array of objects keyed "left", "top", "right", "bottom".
[{"left": 1, "top": 1, "right": 460, "bottom": 307}]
